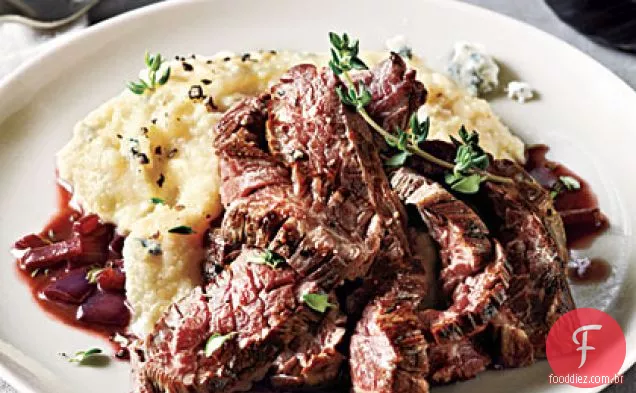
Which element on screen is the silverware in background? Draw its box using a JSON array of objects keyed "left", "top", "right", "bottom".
[
  {"left": 0, "top": 0, "right": 162, "bottom": 29},
  {"left": 0, "top": 0, "right": 101, "bottom": 29}
]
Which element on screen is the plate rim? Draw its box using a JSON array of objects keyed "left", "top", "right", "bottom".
[{"left": 0, "top": 0, "right": 634, "bottom": 391}]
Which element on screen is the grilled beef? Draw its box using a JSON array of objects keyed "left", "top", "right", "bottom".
[
  {"left": 133, "top": 249, "right": 299, "bottom": 392},
  {"left": 390, "top": 168, "right": 511, "bottom": 341},
  {"left": 133, "top": 52, "right": 576, "bottom": 393},
  {"left": 349, "top": 274, "right": 430, "bottom": 393},
  {"left": 427, "top": 339, "right": 490, "bottom": 384},
  {"left": 134, "top": 247, "right": 347, "bottom": 393},
  {"left": 270, "top": 297, "right": 346, "bottom": 389},
  {"left": 135, "top": 56, "right": 430, "bottom": 393},
  {"left": 349, "top": 167, "right": 510, "bottom": 393},
  {"left": 210, "top": 94, "right": 373, "bottom": 287},
  {"left": 353, "top": 53, "right": 427, "bottom": 147},
  {"left": 483, "top": 159, "right": 574, "bottom": 361},
  {"left": 268, "top": 62, "right": 413, "bottom": 276}
]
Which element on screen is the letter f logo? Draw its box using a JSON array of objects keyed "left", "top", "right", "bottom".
[{"left": 572, "top": 324, "right": 602, "bottom": 368}]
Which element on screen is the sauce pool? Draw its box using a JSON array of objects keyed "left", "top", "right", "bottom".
[
  {"left": 567, "top": 258, "right": 612, "bottom": 285},
  {"left": 525, "top": 145, "right": 609, "bottom": 249},
  {"left": 14, "top": 184, "right": 129, "bottom": 348}
]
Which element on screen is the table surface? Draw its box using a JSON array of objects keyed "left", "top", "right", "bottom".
[{"left": 1, "top": 0, "right": 634, "bottom": 392}]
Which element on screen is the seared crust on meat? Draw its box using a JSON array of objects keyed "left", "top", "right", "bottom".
[
  {"left": 270, "top": 294, "right": 347, "bottom": 389},
  {"left": 484, "top": 159, "right": 574, "bottom": 359},
  {"left": 427, "top": 339, "right": 490, "bottom": 384},
  {"left": 350, "top": 274, "right": 430, "bottom": 393},
  {"left": 391, "top": 168, "right": 511, "bottom": 341},
  {"left": 268, "top": 62, "right": 411, "bottom": 275}
]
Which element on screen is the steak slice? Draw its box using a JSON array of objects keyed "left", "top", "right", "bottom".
[
  {"left": 133, "top": 248, "right": 345, "bottom": 393},
  {"left": 133, "top": 249, "right": 295, "bottom": 393},
  {"left": 354, "top": 53, "right": 427, "bottom": 144},
  {"left": 211, "top": 90, "right": 374, "bottom": 286},
  {"left": 217, "top": 186, "right": 372, "bottom": 288},
  {"left": 484, "top": 309, "right": 534, "bottom": 368},
  {"left": 266, "top": 61, "right": 434, "bottom": 393},
  {"left": 214, "top": 94, "right": 290, "bottom": 205},
  {"left": 427, "top": 339, "right": 490, "bottom": 384},
  {"left": 483, "top": 159, "right": 574, "bottom": 359},
  {"left": 349, "top": 273, "right": 430, "bottom": 393},
  {"left": 267, "top": 63, "right": 411, "bottom": 275},
  {"left": 390, "top": 168, "right": 511, "bottom": 341},
  {"left": 391, "top": 168, "right": 493, "bottom": 294},
  {"left": 269, "top": 293, "right": 347, "bottom": 389}
]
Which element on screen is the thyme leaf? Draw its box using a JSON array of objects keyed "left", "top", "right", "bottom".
[
  {"left": 168, "top": 225, "right": 195, "bottom": 235},
  {"left": 302, "top": 293, "right": 335, "bottom": 313},
  {"left": 249, "top": 249, "right": 285, "bottom": 269},
  {"left": 550, "top": 175, "right": 581, "bottom": 199},
  {"left": 128, "top": 51, "right": 171, "bottom": 94},
  {"left": 445, "top": 172, "right": 485, "bottom": 194},
  {"left": 385, "top": 151, "right": 412, "bottom": 168},
  {"left": 444, "top": 126, "right": 490, "bottom": 193},
  {"left": 86, "top": 267, "right": 104, "bottom": 284},
  {"left": 560, "top": 176, "right": 581, "bottom": 191},
  {"left": 329, "top": 32, "right": 368, "bottom": 75},
  {"left": 63, "top": 348, "right": 103, "bottom": 364},
  {"left": 204, "top": 332, "right": 236, "bottom": 357}
]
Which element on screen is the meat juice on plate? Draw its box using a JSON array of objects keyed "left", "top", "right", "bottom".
[
  {"left": 12, "top": 183, "right": 130, "bottom": 352},
  {"left": 525, "top": 145, "right": 611, "bottom": 284}
]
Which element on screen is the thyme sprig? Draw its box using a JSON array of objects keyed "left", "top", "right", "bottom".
[
  {"left": 328, "top": 32, "right": 512, "bottom": 193},
  {"left": 60, "top": 348, "right": 104, "bottom": 364},
  {"left": 550, "top": 175, "right": 581, "bottom": 199},
  {"left": 328, "top": 32, "right": 368, "bottom": 75},
  {"left": 128, "top": 51, "right": 171, "bottom": 95},
  {"left": 249, "top": 249, "right": 285, "bottom": 269},
  {"left": 445, "top": 126, "right": 490, "bottom": 193},
  {"left": 385, "top": 113, "right": 430, "bottom": 167}
]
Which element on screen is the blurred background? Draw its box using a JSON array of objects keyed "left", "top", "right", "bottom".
[
  {"left": 1, "top": 0, "right": 635, "bottom": 83},
  {"left": 0, "top": 0, "right": 634, "bottom": 392}
]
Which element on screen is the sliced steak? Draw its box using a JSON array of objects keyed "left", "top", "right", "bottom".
[
  {"left": 211, "top": 89, "right": 374, "bottom": 287},
  {"left": 354, "top": 53, "right": 427, "bottom": 139},
  {"left": 270, "top": 293, "right": 347, "bottom": 389},
  {"left": 398, "top": 139, "right": 573, "bottom": 363},
  {"left": 267, "top": 61, "right": 435, "bottom": 393},
  {"left": 391, "top": 168, "right": 511, "bottom": 341},
  {"left": 214, "top": 94, "right": 290, "bottom": 205},
  {"left": 133, "top": 248, "right": 342, "bottom": 393},
  {"left": 484, "top": 309, "right": 534, "bottom": 368},
  {"left": 483, "top": 159, "right": 574, "bottom": 359},
  {"left": 391, "top": 168, "right": 493, "bottom": 294},
  {"left": 137, "top": 57, "right": 430, "bottom": 393},
  {"left": 349, "top": 274, "right": 430, "bottom": 393},
  {"left": 427, "top": 339, "right": 490, "bottom": 385},
  {"left": 267, "top": 62, "right": 411, "bottom": 275},
  {"left": 134, "top": 249, "right": 294, "bottom": 393}
]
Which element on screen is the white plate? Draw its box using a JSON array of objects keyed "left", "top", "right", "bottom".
[{"left": 0, "top": 0, "right": 634, "bottom": 392}]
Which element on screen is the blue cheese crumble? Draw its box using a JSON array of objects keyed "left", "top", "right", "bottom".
[
  {"left": 385, "top": 35, "right": 412, "bottom": 59},
  {"left": 447, "top": 42, "right": 499, "bottom": 97},
  {"left": 506, "top": 81, "right": 534, "bottom": 103}
]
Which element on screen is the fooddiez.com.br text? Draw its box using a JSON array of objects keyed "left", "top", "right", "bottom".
[{"left": 548, "top": 373, "right": 624, "bottom": 385}]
